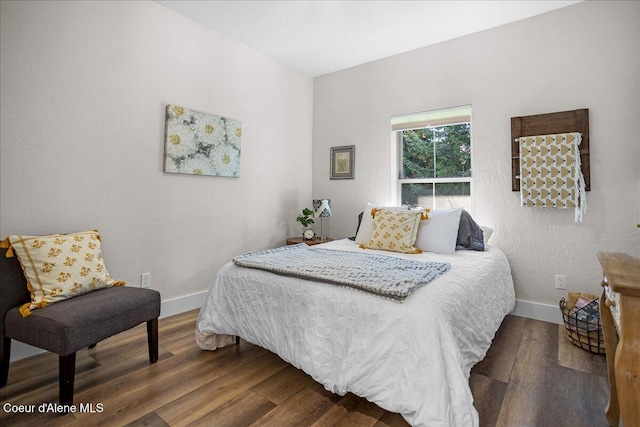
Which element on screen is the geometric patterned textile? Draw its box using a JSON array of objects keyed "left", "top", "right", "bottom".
[{"left": 519, "top": 132, "right": 587, "bottom": 221}]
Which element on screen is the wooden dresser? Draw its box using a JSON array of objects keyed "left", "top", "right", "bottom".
[{"left": 598, "top": 252, "right": 640, "bottom": 427}]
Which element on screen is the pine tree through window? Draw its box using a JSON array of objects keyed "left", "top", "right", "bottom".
[{"left": 392, "top": 106, "right": 472, "bottom": 210}]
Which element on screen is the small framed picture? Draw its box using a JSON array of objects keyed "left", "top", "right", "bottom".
[{"left": 330, "top": 145, "right": 355, "bottom": 179}]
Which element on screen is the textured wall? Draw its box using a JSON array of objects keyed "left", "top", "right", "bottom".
[
  {"left": 312, "top": 1, "right": 640, "bottom": 306},
  {"left": 0, "top": 1, "right": 313, "bottom": 302}
]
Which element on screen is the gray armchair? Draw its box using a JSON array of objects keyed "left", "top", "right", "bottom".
[{"left": 0, "top": 246, "right": 161, "bottom": 406}]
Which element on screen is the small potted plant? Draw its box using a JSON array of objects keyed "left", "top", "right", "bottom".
[{"left": 296, "top": 208, "right": 315, "bottom": 239}]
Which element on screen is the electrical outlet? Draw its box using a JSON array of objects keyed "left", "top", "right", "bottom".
[
  {"left": 140, "top": 273, "right": 151, "bottom": 289},
  {"left": 555, "top": 274, "right": 566, "bottom": 290}
]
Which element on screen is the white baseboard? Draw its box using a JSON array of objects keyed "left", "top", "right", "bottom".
[
  {"left": 10, "top": 294, "right": 559, "bottom": 362},
  {"left": 8, "top": 342, "right": 43, "bottom": 363},
  {"left": 159, "top": 290, "right": 208, "bottom": 319},
  {"left": 9, "top": 290, "right": 208, "bottom": 362},
  {"left": 510, "top": 299, "right": 563, "bottom": 325}
]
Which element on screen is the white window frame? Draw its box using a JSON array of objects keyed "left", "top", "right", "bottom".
[{"left": 390, "top": 106, "right": 473, "bottom": 211}]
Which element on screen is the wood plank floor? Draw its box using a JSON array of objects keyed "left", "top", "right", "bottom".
[{"left": 0, "top": 310, "right": 610, "bottom": 426}]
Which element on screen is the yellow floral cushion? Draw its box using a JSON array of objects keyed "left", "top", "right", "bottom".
[
  {"left": 0, "top": 230, "right": 124, "bottom": 317},
  {"left": 360, "top": 208, "right": 429, "bottom": 254}
]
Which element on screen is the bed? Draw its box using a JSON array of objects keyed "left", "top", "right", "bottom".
[{"left": 196, "top": 219, "right": 515, "bottom": 427}]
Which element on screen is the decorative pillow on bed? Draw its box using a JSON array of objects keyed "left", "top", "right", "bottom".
[
  {"left": 355, "top": 203, "right": 391, "bottom": 244},
  {"left": 355, "top": 203, "right": 423, "bottom": 244},
  {"left": 415, "top": 208, "right": 462, "bottom": 255},
  {"left": 361, "top": 208, "right": 428, "bottom": 254},
  {"left": 480, "top": 226, "right": 493, "bottom": 245},
  {"left": 349, "top": 211, "right": 365, "bottom": 241},
  {"left": 0, "top": 230, "right": 125, "bottom": 317},
  {"left": 456, "top": 210, "right": 485, "bottom": 251}
]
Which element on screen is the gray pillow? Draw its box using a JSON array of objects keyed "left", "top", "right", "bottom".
[
  {"left": 349, "top": 211, "right": 364, "bottom": 241},
  {"left": 456, "top": 210, "right": 484, "bottom": 251}
]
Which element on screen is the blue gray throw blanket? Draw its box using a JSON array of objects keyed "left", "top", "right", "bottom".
[{"left": 233, "top": 244, "right": 451, "bottom": 302}]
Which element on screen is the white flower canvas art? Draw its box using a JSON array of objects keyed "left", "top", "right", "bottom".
[{"left": 164, "top": 104, "right": 241, "bottom": 177}]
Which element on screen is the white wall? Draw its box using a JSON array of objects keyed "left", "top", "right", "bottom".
[
  {"left": 313, "top": 1, "right": 640, "bottom": 308},
  {"left": 0, "top": 1, "right": 313, "bottom": 306},
  {"left": 1, "top": 0, "right": 638, "bottom": 333}
]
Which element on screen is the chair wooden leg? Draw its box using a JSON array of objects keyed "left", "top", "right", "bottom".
[
  {"left": 59, "top": 353, "right": 76, "bottom": 406},
  {"left": 236, "top": 336, "right": 240, "bottom": 345},
  {"left": 147, "top": 318, "right": 158, "bottom": 364},
  {"left": 1, "top": 337, "right": 11, "bottom": 387}
]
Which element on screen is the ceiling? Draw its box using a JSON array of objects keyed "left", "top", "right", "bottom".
[{"left": 155, "top": 1, "right": 582, "bottom": 77}]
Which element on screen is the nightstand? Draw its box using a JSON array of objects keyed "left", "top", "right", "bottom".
[{"left": 286, "top": 237, "right": 333, "bottom": 246}]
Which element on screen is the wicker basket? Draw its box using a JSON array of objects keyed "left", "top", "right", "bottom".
[{"left": 559, "top": 292, "right": 605, "bottom": 354}]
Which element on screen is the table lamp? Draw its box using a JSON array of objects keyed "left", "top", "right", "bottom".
[{"left": 313, "top": 199, "right": 331, "bottom": 241}]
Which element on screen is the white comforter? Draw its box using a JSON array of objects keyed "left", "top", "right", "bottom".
[{"left": 196, "top": 239, "right": 515, "bottom": 426}]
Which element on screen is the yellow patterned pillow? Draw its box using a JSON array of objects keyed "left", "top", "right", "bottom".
[
  {"left": 360, "top": 208, "right": 428, "bottom": 254},
  {"left": 0, "top": 230, "right": 125, "bottom": 317}
]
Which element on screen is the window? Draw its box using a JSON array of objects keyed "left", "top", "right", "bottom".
[{"left": 391, "top": 106, "right": 472, "bottom": 211}]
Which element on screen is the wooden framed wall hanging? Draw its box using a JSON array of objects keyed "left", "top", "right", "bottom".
[{"left": 511, "top": 108, "right": 590, "bottom": 192}]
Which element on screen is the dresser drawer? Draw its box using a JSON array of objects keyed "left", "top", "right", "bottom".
[{"left": 602, "top": 276, "right": 621, "bottom": 331}]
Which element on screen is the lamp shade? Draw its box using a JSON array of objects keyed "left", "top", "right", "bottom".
[{"left": 313, "top": 199, "right": 331, "bottom": 217}]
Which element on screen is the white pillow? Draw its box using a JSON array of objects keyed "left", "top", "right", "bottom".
[
  {"left": 480, "top": 226, "right": 493, "bottom": 245},
  {"left": 355, "top": 203, "right": 408, "bottom": 244},
  {"left": 415, "top": 208, "right": 463, "bottom": 254}
]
